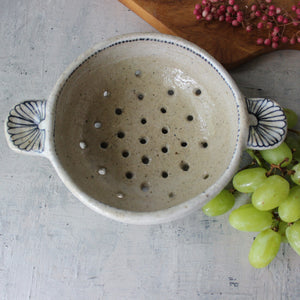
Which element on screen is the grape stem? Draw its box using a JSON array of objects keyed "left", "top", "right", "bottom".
[
  {"left": 288, "top": 128, "right": 300, "bottom": 135},
  {"left": 266, "top": 157, "right": 290, "bottom": 177}
]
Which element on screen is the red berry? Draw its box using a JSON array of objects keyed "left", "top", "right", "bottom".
[
  {"left": 297, "top": 37, "right": 300, "bottom": 43},
  {"left": 268, "top": 10, "right": 275, "bottom": 17},
  {"left": 264, "top": 38, "right": 271, "bottom": 46},
  {"left": 272, "top": 42, "right": 278, "bottom": 49},
  {"left": 275, "top": 7, "right": 282, "bottom": 14},
  {"left": 290, "top": 37, "right": 296, "bottom": 44},
  {"left": 202, "top": 10, "right": 208, "bottom": 18},
  {"left": 206, "top": 14, "right": 213, "bottom": 21},
  {"left": 227, "top": 6, "right": 233, "bottom": 13},
  {"left": 232, "top": 19, "right": 239, "bottom": 26},
  {"left": 265, "top": 0, "right": 272, "bottom": 3},
  {"left": 195, "top": 4, "right": 201, "bottom": 10},
  {"left": 246, "top": 25, "right": 252, "bottom": 32},
  {"left": 283, "top": 18, "right": 289, "bottom": 24},
  {"left": 257, "top": 22, "right": 264, "bottom": 29},
  {"left": 292, "top": 5, "right": 297, "bottom": 11},
  {"left": 219, "top": 5, "right": 226, "bottom": 12},
  {"left": 228, "top": 0, "right": 235, "bottom": 5},
  {"left": 269, "top": 5, "right": 275, "bottom": 11},
  {"left": 219, "top": 15, "right": 225, "bottom": 22},
  {"left": 233, "top": 4, "right": 239, "bottom": 12},
  {"left": 296, "top": 8, "right": 300, "bottom": 14},
  {"left": 261, "top": 15, "right": 268, "bottom": 21},
  {"left": 236, "top": 15, "right": 243, "bottom": 22},
  {"left": 281, "top": 36, "right": 289, "bottom": 43},
  {"left": 255, "top": 10, "right": 262, "bottom": 17},
  {"left": 272, "top": 36, "right": 279, "bottom": 42},
  {"left": 277, "top": 15, "right": 284, "bottom": 22},
  {"left": 257, "top": 38, "right": 264, "bottom": 45},
  {"left": 251, "top": 5, "right": 257, "bottom": 12},
  {"left": 225, "top": 15, "right": 232, "bottom": 23}
]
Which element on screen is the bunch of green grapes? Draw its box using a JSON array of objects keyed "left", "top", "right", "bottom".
[{"left": 202, "top": 108, "right": 300, "bottom": 268}]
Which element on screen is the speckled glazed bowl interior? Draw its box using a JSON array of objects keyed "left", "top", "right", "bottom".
[{"left": 48, "top": 33, "right": 245, "bottom": 223}]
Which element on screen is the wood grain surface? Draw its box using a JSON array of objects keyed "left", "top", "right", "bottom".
[{"left": 119, "top": 0, "right": 300, "bottom": 69}]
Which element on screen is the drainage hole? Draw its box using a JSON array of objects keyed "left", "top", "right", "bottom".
[
  {"left": 138, "top": 94, "right": 144, "bottom": 100},
  {"left": 141, "top": 118, "right": 147, "bottom": 124},
  {"left": 180, "top": 161, "right": 189, "bottom": 171},
  {"left": 117, "top": 131, "right": 125, "bottom": 139},
  {"left": 125, "top": 171, "right": 133, "bottom": 179},
  {"left": 141, "top": 182, "right": 150, "bottom": 192},
  {"left": 162, "top": 127, "right": 169, "bottom": 134},
  {"left": 115, "top": 108, "right": 123, "bottom": 115},
  {"left": 203, "top": 173, "right": 209, "bottom": 180},
  {"left": 201, "top": 141, "right": 208, "bottom": 148},
  {"left": 94, "top": 122, "right": 102, "bottom": 129},
  {"left": 161, "top": 146, "right": 168, "bottom": 153},
  {"left": 169, "top": 192, "right": 175, "bottom": 198},
  {"left": 141, "top": 156, "right": 150, "bottom": 164},
  {"left": 139, "top": 137, "right": 147, "bottom": 144},
  {"left": 160, "top": 107, "right": 167, "bottom": 113},
  {"left": 161, "top": 171, "right": 168, "bottom": 178},
  {"left": 168, "top": 89, "right": 174, "bottom": 96},
  {"left": 100, "top": 142, "right": 108, "bottom": 149},
  {"left": 187, "top": 115, "right": 194, "bottom": 121},
  {"left": 181, "top": 141, "right": 187, "bottom": 147},
  {"left": 122, "top": 150, "right": 129, "bottom": 158},
  {"left": 194, "top": 88, "right": 202, "bottom": 96}
]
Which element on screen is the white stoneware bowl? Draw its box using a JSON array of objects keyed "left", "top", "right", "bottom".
[{"left": 5, "top": 33, "right": 287, "bottom": 224}]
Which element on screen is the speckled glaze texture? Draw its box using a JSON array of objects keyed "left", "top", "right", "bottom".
[{"left": 5, "top": 33, "right": 287, "bottom": 224}]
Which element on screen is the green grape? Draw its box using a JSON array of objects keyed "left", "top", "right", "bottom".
[
  {"left": 285, "top": 131, "right": 300, "bottom": 162},
  {"left": 284, "top": 108, "right": 298, "bottom": 129},
  {"left": 278, "top": 186, "right": 300, "bottom": 223},
  {"left": 286, "top": 220, "right": 300, "bottom": 256},
  {"left": 291, "top": 163, "right": 300, "bottom": 186},
  {"left": 232, "top": 167, "right": 267, "bottom": 193},
  {"left": 229, "top": 204, "right": 273, "bottom": 232},
  {"left": 260, "top": 142, "right": 292, "bottom": 167},
  {"left": 278, "top": 221, "right": 288, "bottom": 243},
  {"left": 252, "top": 175, "right": 289, "bottom": 211},
  {"left": 248, "top": 229, "right": 281, "bottom": 268},
  {"left": 202, "top": 190, "right": 235, "bottom": 216}
]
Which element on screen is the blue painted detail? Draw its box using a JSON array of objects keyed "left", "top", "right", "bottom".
[
  {"left": 7, "top": 100, "right": 46, "bottom": 153},
  {"left": 246, "top": 98, "right": 287, "bottom": 148}
]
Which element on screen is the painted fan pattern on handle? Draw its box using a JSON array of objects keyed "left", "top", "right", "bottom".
[
  {"left": 246, "top": 98, "right": 287, "bottom": 149},
  {"left": 6, "top": 100, "right": 46, "bottom": 153}
]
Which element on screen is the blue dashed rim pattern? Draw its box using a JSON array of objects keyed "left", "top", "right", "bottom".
[{"left": 53, "top": 36, "right": 242, "bottom": 170}]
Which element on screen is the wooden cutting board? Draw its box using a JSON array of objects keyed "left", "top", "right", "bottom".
[{"left": 119, "top": 0, "right": 300, "bottom": 69}]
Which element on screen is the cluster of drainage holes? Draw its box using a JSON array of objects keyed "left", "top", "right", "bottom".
[{"left": 96, "top": 83, "right": 205, "bottom": 195}]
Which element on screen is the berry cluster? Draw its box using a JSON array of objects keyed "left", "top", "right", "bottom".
[{"left": 193, "top": 0, "right": 300, "bottom": 48}]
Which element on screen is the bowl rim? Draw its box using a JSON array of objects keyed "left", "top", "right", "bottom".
[{"left": 45, "top": 32, "right": 247, "bottom": 224}]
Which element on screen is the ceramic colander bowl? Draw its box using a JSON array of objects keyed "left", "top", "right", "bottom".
[{"left": 5, "top": 33, "right": 287, "bottom": 224}]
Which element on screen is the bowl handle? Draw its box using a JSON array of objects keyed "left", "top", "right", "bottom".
[
  {"left": 5, "top": 100, "right": 47, "bottom": 155},
  {"left": 245, "top": 97, "right": 287, "bottom": 150}
]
